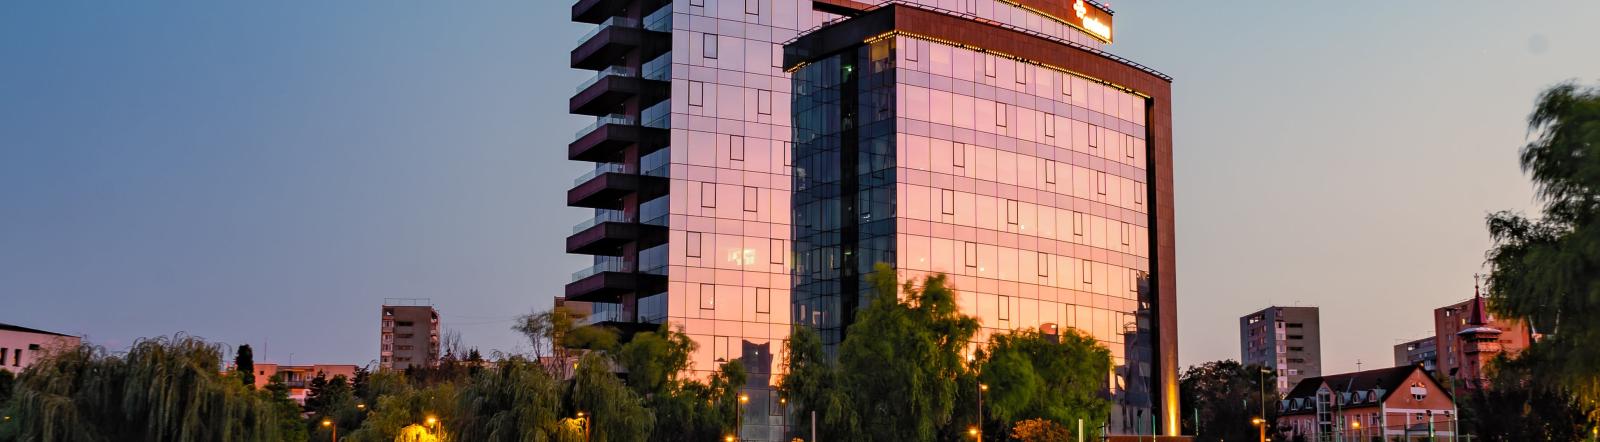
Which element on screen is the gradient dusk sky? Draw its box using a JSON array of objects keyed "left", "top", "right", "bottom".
[{"left": 3, "top": 1, "right": 1598, "bottom": 372}]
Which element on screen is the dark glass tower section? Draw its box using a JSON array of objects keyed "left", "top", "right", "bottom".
[{"left": 791, "top": 40, "right": 898, "bottom": 350}]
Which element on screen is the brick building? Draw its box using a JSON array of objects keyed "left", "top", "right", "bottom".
[{"left": 1278, "top": 365, "right": 1457, "bottom": 441}]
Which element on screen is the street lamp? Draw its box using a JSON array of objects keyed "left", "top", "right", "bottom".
[
  {"left": 968, "top": 426, "right": 980, "bottom": 439},
  {"left": 977, "top": 383, "right": 989, "bottom": 442},
  {"left": 1252, "top": 417, "right": 1265, "bottom": 442},
  {"left": 735, "top": 393, "right": 750, "bottom": 442},
  {"left": 577, "top": 411, "right": 590, "bottom": 442},
  {"left": 321, "top": 419, "right": 337, "bottom": 442}
]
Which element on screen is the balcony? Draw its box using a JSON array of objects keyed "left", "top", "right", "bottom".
[
  {"left": 567, "top": 211, "right": 668, "bottom": 256},
  {"left": 572, "top": 0, "right": 671, "bottom": 24},
  {"left": 570, "top": 67, "right": 669, "bottom": 116},
  {"left": 572, "top": 17, "right": 671, "bottom": 71},
  {"left": 569, "top": 164, "right": 670, "bottom": 209},
  {"left": 565, "top": 261, "right": 668, "bottom": 303},
  {"left": 570, "top": 115, "right": 669, "bottom": 163}
]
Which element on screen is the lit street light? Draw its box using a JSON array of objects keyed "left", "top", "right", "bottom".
[{"left": 321, "top": 419, "right": 337, "bottom": 442}]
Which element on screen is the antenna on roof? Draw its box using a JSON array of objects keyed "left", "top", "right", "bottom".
[{"left": 1356, "top": 359, "right": 1363, "bottom": 372}]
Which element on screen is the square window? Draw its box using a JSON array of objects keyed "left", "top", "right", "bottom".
[
  {"left": 1125, "top": 135, "right": 1136, "bottom": 159},
  {"left": 701, "top": 182, "right": 716, "bottom": 208},
  {"left": 730, "top": 135, "right": 745, "bottom": 161},
  {"left": 964, "top": 242, "right": 978, "bottom": 268},
  {"left": 772, "top": 44, "right": 783, "bottom": 68},
  {"left": 1097, "top": 172, "right": 1108, "bottom": 195},
  {"left": 1135, "top": 182, "right": 1145, "bottom": 204},
  {"left": 1044, "top": 114, "right": 1056, "bottom": 138},
  {"left": 998, "top": 295, "right": 1011, "bottom": 320},
  {"left": 1063, "top": 75, "right": 1073, "bottom": 96},
  {"left": 758, "top": 90, "right": 772, "bottom": 115},
  {"left": 744, "top": 186, "right": 758, "bottom": 212},
  {"left": 770, "top": 239, "right": 785, "bottom": 264},
  {"left": 704, "top": 34, "right": 719, "bottom": 59},
  {"left": 690, "top": 0, "right": 704, "bottom": 6},
  {"left": 1082, "top": 259, "right": 1094, "bottom": 284},
  {"left": 1037, "top": 252, "right": 1050, "bottom": 277},
  {"left": 1006, "top": 199, "right": 1018, "bottom": 225},
  {"left": 756, "top": 288, "right": 771, "bottom": 313},
  {"left": 1044, "top": 160, "right": 1056, "bottom": 184},
  {"left": 1073, "top": 212, "right": 1085, "bottom": 236},
  {"left": 700, "top": 283, "right": 716, "bottom": 309},
  {"left": 1088, "top": 125, "right": 1099, "bottom": 149},
  {"left": 689, "top": 81, "right": 705, "bottom": 107},
  {"left": 1121, "top": 223, "right": 1132, "bottom": 245},
  {"left": 746, "top": 0, "right": 758, "bottom": 15},
  {"left": 714, "top": 335, "right": 731, "bottom": 361},
  {"left": 687, "top": 232, "right": 703, "bottom": 257},
  {"left": 995, "top": 103, "right": 1007, "bottom": 127},
  {"left": 984, "top": 55, "right": 996, "bottom": 78},
  {"left": 941, "top": 189, "right": 956, "bottom": 215},
  {"left": 953, "top": 143, "right": 966, "bottom": 168},
  {"left": 1015, "top": 64, "right": 1026, "bottom": 85}
]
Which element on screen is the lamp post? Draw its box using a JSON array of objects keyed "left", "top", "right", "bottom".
[
  {"left": 321, "top": 419, "right": 336, "bottom": 442},
  {"left": 425, "top": 415, "right": 438, "bottom": 438},
  {"left": 736, "top": 393, "right": 749, "bottom": 442},
  {"left": 577, "top": 411, "right": 590, "bottom": 442},
  {"left": 1259, "top": 368, "right": 1272, "bottom": 442},
  {"left": 1253, "top": 417, "right": 1265, "bottom": 442},
  {"left": 977, "top": 383, "right": 989, "bottom": 442}
]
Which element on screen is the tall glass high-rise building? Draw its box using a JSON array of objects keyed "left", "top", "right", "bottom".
[
  {"left": 567, "top": 0, "right": 1177, "bottom": 438},
  {"left": 785, "top": 0, "right": 1179, "bottom": 436},
  {"left": 568, "top": 0, "right": 838, "bottom": 439}
]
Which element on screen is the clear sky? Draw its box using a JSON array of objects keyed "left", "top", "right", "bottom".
[{"left": 2, "top": 2, "right": 1597, "bottom": 372}]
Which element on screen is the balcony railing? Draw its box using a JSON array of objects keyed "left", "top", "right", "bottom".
[
  {"left": 572, "top": 210, "right": 632, "bottom": 233},
  {"left": 575, "top": 114, "right": 635, "bottom": 138},
  {"left": 577, "top": 17, "right": 640, "bottom": 44},
  {"left": 575, "top": 65, "right": 639, "bottom": 93},
  {"left": 572, "top": 163, "right": 630, "bottom": 186},
  {"left": 572, "top": 258, "right": 638, "bottom": 281}
]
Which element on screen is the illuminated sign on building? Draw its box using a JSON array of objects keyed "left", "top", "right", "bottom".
[{"left": 1069, "top": 0, "right": 1113, "bottom": 42}]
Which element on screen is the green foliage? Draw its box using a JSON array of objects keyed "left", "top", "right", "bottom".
[
  {"left": 6, "top": 334, "right": 295, "bottom": 442},
  {"left": 1485, "top": 81, "right": 1600, "bottom": 413},
  {"left": 343, "top": 380, "right": 457, "bottom": 442},
  {"left": 234, "top": 344, "right": 255, "bottom": 388},
  {"left": 1466, "top": 350, "right": 1597, "bottom": 441},
  {"left": 515, "top": 306, "right": 619, "bottom": 381},
  {"left": 976, "top": 328, "right": 1111, "bottom": 433},
  {"left": 616, "top": 326, "right": 749, "bottom": 441},
  {"left": 837, "top": 264, "right": 980, "bottom": 441},
  {"left": 1178, "top": 360, "right": 1278, "bottom": 442},
  {"left": 780, "top": 264, "right": 1106, "bottom": 441},
  {"left": 570, "top": 353, "right": 651, "bottom": 442},
  {"left": 452, "top": 356, "right": 576, "bottom": 442}
]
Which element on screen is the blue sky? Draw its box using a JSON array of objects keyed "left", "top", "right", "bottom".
[{"left": 2, "top": 1, "right": 1597, "bottom": 371}]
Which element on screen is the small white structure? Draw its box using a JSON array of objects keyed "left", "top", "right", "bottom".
[{"left": 0, "top": 322, "right": 82, "bottom": 374}]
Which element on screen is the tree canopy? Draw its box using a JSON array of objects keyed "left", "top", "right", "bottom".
[
  {"left": 1485, "top": 81, "right": 1600, "bottom": 413},
  {"left": 3, "top": 335, "right": 299, "bottom": 442},
  {"left": 779, "top": 263, "right": 1112, "bottom": 442},
  {"left": 1178, "top": 360, "right": 1279, "bottom": 442}
]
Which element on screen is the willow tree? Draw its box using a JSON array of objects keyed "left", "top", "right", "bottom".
[
  {"left": 1485, "top": 81, "right": 1600, "bottom": 412},
  {"left": 614, "top": 326, "right": 747, "bottom": 442},
  {"left": 6, "top": 334, "right": 296, "bottom": 442},
  {"left": 568, "top": 353, "right": 652, "bottom": 442},
  {"left": 451, "top": 356, "right": 574, "bottom": 442}
]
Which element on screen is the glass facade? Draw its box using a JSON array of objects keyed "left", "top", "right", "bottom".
[
  {"left": 791, "top": 32, "right": 1160, "bottom": 434},
  {"left": 573, "top": 0, "right": 1164, "bottom": 439}
]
